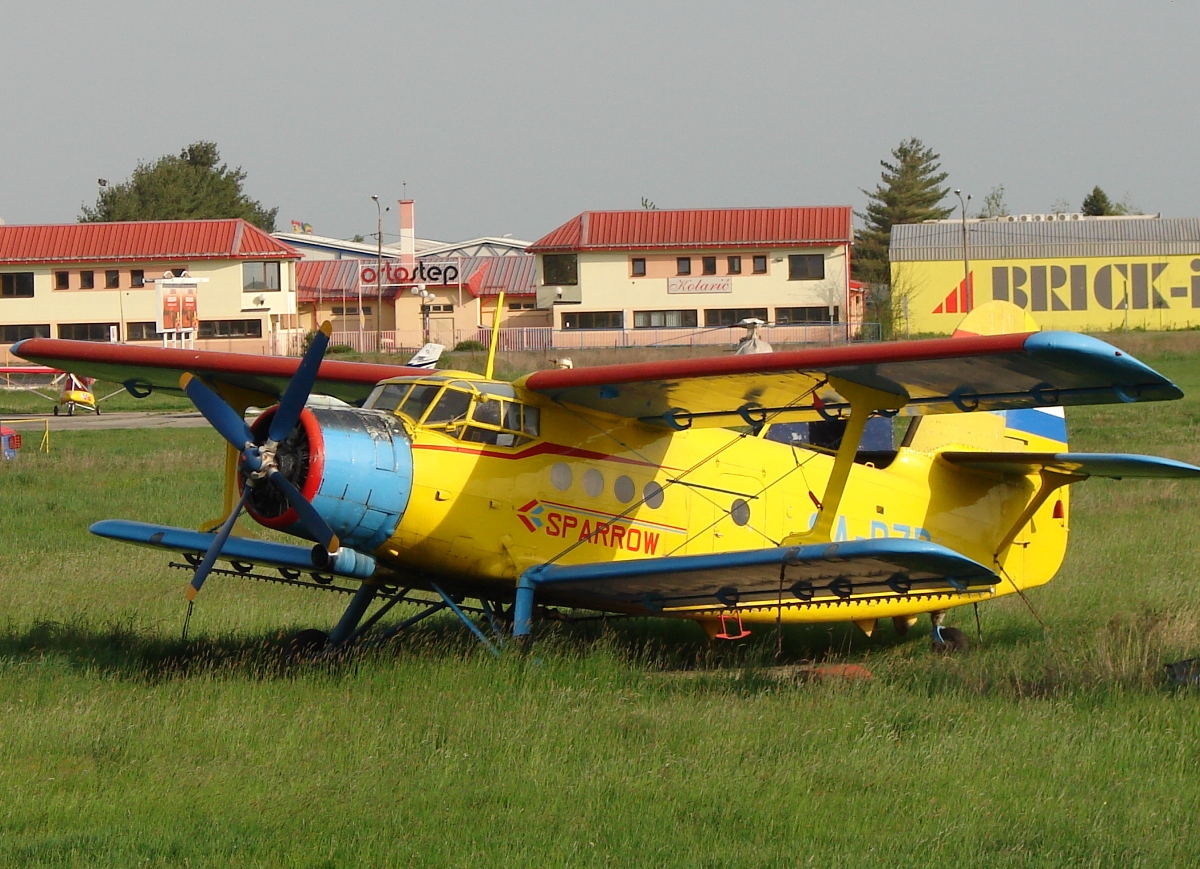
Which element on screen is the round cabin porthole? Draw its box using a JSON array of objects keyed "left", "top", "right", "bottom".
[
  {"left": 583, "top": 468, "right": 604, "bottom": 498},
  {"left": 614, "top": 474, "right": 635, "bottom": 503},
  {"left": 731, "top": 498, "right": 751, "bottom": 526},
  {"left": 643, "top": 481, "right": 665, "bottom": 509},
  {"left": 550, "top": 462, "right": 572, "bottom": 491}
]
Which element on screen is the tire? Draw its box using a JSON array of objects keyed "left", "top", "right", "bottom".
[
  {"left": 283, "top": 629, "right": 329, "bottom": 659},
  {"left": 932, "top": 626, "right": 969, "bottom": 654}
]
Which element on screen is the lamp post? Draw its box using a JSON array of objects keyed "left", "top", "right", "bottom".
[
  {"left": 371, "top": 194, "right": 382, "bottom": 354},
  {"left": 954, "top": 189, "right": 972, "bottom": 309},
  {"left": 411, "top": 284, "right": 432, "bottom": 345}
]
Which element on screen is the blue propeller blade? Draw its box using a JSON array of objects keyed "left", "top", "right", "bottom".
[
  {"left": 180, "top": 373, "right": 254, "bottom": 450},
  {"left": 186, "top": 486, "right": 251, "bottom": 601},
  {"left": 269, "top": 321, "right": 332, "bottom": 444},
  {"left": 268, "top": 468, "right": 340, "bottom": 552}
]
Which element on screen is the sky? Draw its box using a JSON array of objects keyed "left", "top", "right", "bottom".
[{"left": 2, "top": 1, "right": 1197, "bottom": 245}]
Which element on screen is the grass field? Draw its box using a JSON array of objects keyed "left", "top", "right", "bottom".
[{"left": 0, "top": 336, "right": 1198, "bottom": 867}]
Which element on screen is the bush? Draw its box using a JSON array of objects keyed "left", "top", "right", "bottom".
[{"left": 454, "top": 340, "right": 486, "bottom": 352}]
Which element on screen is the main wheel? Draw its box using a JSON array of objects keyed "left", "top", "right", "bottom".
[
  {"left": 283, "top": 629, "right": 329, "bottom": 659},
  {"left": 53, "top": 406, "right": 59, "bottom": 416},
  {"left": 932, "top": 626, "right": 969, "bottom": 654}
]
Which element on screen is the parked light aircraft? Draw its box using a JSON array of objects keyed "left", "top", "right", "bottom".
[{"left": 15, "top": 302, "right": 1200, "bottom": 653}]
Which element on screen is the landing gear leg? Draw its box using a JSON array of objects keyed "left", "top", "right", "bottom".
[{"left": 326, "top": 581, "right": 379, "bottom": 650}]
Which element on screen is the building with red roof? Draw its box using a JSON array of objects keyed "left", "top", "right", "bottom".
[
  {"left": 0, "top": 219, "right": 300, "bottom": 356},
  {"left": 527, "top": 206, "right": 861, "bottom": 346}
]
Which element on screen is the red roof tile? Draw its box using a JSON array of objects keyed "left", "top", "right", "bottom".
[
  {"left": 527, "top": 207, "right": 852, "bottom": 253},
  {"left": 0, "top": 219, "right": 300, "bottom": 265}
]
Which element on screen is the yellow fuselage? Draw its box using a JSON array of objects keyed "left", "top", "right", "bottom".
[{"left": 374, "top": 379, "right": 1069, "bottom": 627}]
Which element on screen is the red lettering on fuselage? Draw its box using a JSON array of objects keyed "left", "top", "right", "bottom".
[{"left": 521, "top": 504, "right": 668, "bottom": 555}]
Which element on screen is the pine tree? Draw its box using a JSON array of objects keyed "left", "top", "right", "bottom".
[
  {"left": 854, "top": 138, "right": 953, "bottom": 286},
  {"left": 1081, "top": 186, "right": 1123, "bottom": 216},
  {"left": 81, "top": 142, "right": 277, "bottom": 230}
]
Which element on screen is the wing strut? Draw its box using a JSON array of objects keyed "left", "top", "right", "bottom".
[{"left": 785, "top": 377, "right": 908, "bottom": 544}]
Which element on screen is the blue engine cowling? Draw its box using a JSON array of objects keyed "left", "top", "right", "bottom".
[{"left": 245, "top": 406, "right": 412, "bottom": 554}]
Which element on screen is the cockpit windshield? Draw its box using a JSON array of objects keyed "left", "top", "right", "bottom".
[{"left": 365, "top": 378, "right": 540, "bottom": 446}]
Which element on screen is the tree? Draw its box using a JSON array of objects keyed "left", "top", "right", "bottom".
[
  {"left": 1079, "top": 185, "right": 1142, "bottom": 216},
  {"left": 80, "top": 142, "right": 277, "bottom": 230},
  {"left": 977, "top": 185, "right": 1010, "bottom": 218},
  {"left": 854, "top": 138, "right": 953, "bottom": 286},
  {"left": 1081, "top": 186, "right": 1119, "bottom": 216}
]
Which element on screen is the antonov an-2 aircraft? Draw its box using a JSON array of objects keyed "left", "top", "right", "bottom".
[{"left": 15, "top": 302, "right": 1200, "bottom": 654}]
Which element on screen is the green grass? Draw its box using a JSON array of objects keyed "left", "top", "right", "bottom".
[{"left": 0, "top": 340, "right": 1199, "bottom": 866}]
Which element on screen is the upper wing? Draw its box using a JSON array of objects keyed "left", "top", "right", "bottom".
[
  {"left": 940, "top": 452, "right": 1200, "bottom": 479},
  {"left": 520, "top": 332, "right": 1183, "bottom": 428},
  {"left": 13, "top": 338, "right": 423, "bottom": 406},
  {"left": 521, "top": 539, "right": 998, "bottom": 616}
]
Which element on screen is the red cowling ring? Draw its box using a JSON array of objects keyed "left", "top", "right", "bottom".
[{"left": 243, "top": 407, "right": 326, "bottom": 530}]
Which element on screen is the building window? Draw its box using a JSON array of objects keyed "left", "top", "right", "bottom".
[
  {"left": 427, "top": 303, "right": 454, "bottom": 313},
  {"left": 776, "top": 306, "right": 835, "bottom": 324},
  {"left": 126, "top": 321, "right": 162, "bottom": 341},
  {"left": 105, "top": 269, "right": 120, "bottom": 289},
  {"left": 1, "top": 324, "right": 50, "bottom": 342},
  {"left": 633, "top": 310, "right": 698, "bottom": 328},
  {"left": 727, "top": 256, "right": 742, "bottom": 275},
  {"left": 702, "top": 256, "right": 717, "bottom": 275},
  {"left": 561, "top": 311, "right": 623, "bottom": 330},
  {"left": 1, "top": 273, "right": 35, "bottom": 298},
  {"left": 59, "top": 322, "right": 117, "bottom": 341},
  {"left": 704, "top": 308, "right": 768, "bottom": 327},
  {"left": 80, "top": 270, "right": 95, "bottom": 289},
  {"left": 752, "top": 255, "right": 767, "bottom": 274},
  {"left": 542, "top": 254, "right": 578, "bottom": 286},
  {"left": 788, "top": 254, "right": 825, "bottom": 281},
  {"left": 676, "top": 257, "right": 692, "bottom": 276},
  {"left": 198, "top": 319, "right": 264, "bottom": 339},
  {"left": 631, "top": 258, "right": 646, "bottom": 277},
  {"left": 508, "top": 302, "right": 536, "bottom": 311},
  {"left": 163, "top": 266, "right": 188, "bottom": 279},
  {"left": 331, "top": 306, "right": 371, "bottom": 316},
  {"left": 54, "top": 271, "right": 70, "bottom": 290},
  {"left": 243, "top": 261, "right": 281, "bottom": 291},
  {"left": 130, "top": 269, "right": 145, "bottom": 288}
]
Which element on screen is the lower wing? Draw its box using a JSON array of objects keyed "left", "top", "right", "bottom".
[{"left": 520, "top": 539, "right": 999, "bottom": 615}]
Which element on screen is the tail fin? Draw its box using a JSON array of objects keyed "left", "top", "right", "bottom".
[{"left": 905, "top": 301, "right": 1069, "bottom": 453}]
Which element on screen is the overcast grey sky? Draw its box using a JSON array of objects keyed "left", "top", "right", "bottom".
[{"left": 2, "top": 1, "right": 1196, "bottom": 244}]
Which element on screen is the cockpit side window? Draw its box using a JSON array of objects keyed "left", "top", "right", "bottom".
[
  {"left": 366, "top": 383, "right": 410, "bottom": 413},
  {"left": 400, "top": 384, "right": 440, "bottom": 421},
  {"left": 425, "top": 388, "right": 472, "bottom": 425}
]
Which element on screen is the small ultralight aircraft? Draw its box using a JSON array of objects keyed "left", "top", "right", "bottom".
[
  {"left": 54, "top": 373, "right": 99, "bottom": 416},
  {"left": 15, "top": 302, "right": 1200, "bottom": 654}
]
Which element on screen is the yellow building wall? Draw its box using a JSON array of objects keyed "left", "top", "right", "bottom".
[
  {"left": 894, "top": 254, "right": 1200, "bottom": 335},
  {"left": 1, "top": 260, "right": 298, "bottom": 355}
]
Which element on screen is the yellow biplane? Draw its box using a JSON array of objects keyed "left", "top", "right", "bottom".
[{"left": 15, "top": 303, "right": 1200, "bottom": 654}]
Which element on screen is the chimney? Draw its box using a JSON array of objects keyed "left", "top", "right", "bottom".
[{"left": 398, "top": 199, "right": 415, "bottom": 269}]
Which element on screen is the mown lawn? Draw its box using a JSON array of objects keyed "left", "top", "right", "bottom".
[{"left": 0, "top": 336, "right": 1197, "bottom": 867}]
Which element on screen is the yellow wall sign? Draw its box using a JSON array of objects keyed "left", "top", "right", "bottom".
[{"left": 894, "top": 255, "right": 1200, "bottom": 334}]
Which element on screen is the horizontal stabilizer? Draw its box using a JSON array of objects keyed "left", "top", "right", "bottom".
[
  {"left": 940, "top": 452, "right": 1200, "bottom": 479},
  {"left": 521, "top": 539, "right": 998, "bottom": 615},
  {"left": 91, "top": 519, "right": 371, "bottom": 580}
]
